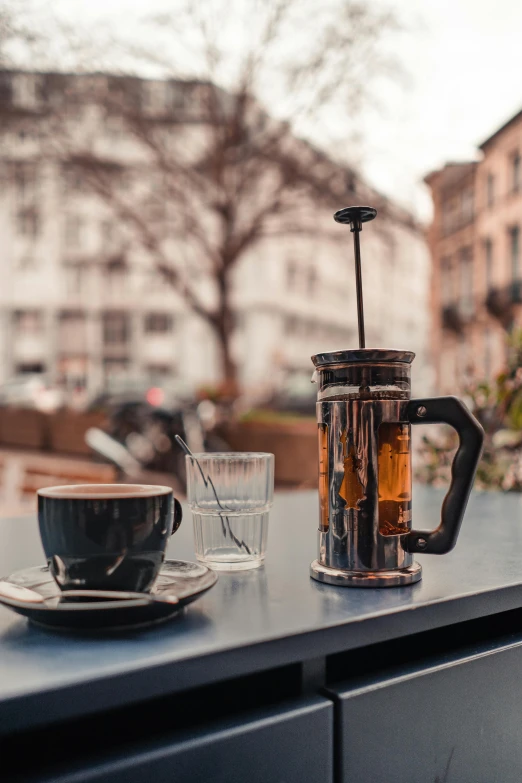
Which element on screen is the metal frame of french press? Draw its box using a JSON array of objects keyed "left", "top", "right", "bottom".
[{"left": 310, "top": 207, "right": 485, "bottom": 587}]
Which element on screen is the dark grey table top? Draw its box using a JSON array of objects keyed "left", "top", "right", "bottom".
[{"left": 0, "top": 486, "right": 522, "bottom": 734}]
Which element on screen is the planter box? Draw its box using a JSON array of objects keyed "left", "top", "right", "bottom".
[
  {"left": 226, "top": 419, "right": 318, "bottom": 488},
  {"left": 48, "top": 411, "right": 109, "bottom": 456},
  {"left": 0, "top": 408, "right": 48, "bottom": 450}
]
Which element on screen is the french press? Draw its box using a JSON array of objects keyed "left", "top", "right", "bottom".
[{"left": 310, "top": 206, "right": 484, "bottom": 587}]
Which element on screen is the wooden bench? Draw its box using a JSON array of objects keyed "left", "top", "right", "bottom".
[{"left": 0, "top": 450, "right": 117, "bottom": 515}]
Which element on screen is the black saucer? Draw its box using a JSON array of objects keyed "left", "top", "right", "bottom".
[{"left": 0, "top": 560, "right": 217, "bottom": 632}]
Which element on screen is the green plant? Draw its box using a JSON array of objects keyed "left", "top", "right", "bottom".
[
  {"left": 239, "top": 408, "right": 315, "bottom": 425},
  {"left": 416, "top": 328, "right": 522, "bottom": 492}
]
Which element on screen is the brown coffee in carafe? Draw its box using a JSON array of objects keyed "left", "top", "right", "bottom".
[{"left": 378, "top": 422, "right": 412, "bottom": 537}]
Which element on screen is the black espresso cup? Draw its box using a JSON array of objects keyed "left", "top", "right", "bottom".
[{"left": 37, "top": 484, "right": 182, "bottom": 592}]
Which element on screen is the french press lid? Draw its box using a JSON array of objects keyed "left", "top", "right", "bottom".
[
  {"left": 311, "top": 349, "right": 415, "bottom": 369},
  {"left": 311, "top": 349, "right": 415, "bottom": 401}
]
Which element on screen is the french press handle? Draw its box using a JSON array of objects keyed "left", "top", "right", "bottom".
[{"left": 404, "top": 396, "right": 484, "bottom": 555}]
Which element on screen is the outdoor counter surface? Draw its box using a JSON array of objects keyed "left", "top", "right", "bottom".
[{"left": 0, "top": 486, "right": 521, "bottom": 734}]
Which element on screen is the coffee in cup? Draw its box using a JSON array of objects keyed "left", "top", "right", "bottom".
[{"left": 37, "top": 484, "right": 182, "bottom": 592}]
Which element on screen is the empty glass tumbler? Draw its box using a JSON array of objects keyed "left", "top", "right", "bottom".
[{"left": 186, "top": 452, "right": 274, "bottom": 571}]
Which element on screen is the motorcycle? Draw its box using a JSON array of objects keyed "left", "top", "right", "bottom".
[{"left": 86, "top": 398, "right": 230, "bottom": 490}]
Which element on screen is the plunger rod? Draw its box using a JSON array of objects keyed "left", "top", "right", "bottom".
[
  {"left": 333, "top": 206, "right": 377, "bottom": 350},
  {"left": 351, "top": 222, "right": 365, "bottom": 349}
]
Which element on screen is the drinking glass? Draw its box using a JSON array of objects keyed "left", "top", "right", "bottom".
[{"left": 186, "top": 452, "right": 274, "bottom": 571}]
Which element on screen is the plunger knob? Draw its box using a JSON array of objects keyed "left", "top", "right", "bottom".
[{"left": 334, "top": 206, "right": 377, "bottom": 232}]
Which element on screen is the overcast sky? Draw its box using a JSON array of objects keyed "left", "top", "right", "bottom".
[{"left": 33, "top": 0, "right": 522, "bottom": 220}]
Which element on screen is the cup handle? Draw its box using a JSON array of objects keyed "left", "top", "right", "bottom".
[
  {"left": 172, "top": 498, "right": 183, "bottom": 535},
  {"left": 404, "top": 396, "right": 484, "bottom": 555}
]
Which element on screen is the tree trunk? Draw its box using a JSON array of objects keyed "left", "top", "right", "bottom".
[
  {"left": 215, "top": 323, "right": 238, "bottom": 395},
  {"left": 214, "top": 271, "right": 239, "bottom": 397}
]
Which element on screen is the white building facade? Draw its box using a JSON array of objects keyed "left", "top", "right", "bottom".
[{"left": 0, "top": 70, "right": 433, "bottom": 401}]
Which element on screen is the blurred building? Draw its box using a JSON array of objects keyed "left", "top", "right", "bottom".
[
  {"left": 0, "top": 70, "right": 432, "bottom": 401},
  {"left": 426, "top": 108, "right": 522, "bottom": 393}
]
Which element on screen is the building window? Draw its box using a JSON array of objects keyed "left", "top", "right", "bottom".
[
  {"left": 284, "top": 315, "right": 298, "bottom": 336},
  {"left": 510, "top": 226, "right": 520, "bottom": 279},
  {"left": 58, "top": 312, "right": 87, "bottom": 354},
  {"left": 13, "top": 162, "right": 38, "bottom": 201},
  {"left": 64, "top": 215, "right": 84, "bottom": 249},
  {"left": 307, "top": 267, "right": 317, "bottom": 295},
  {"left": 63, "top": 165, "right": 84, "bottom": 194},
  {"left": 459, "top": 248, "right": 473, "bottom": 317},
  {"left": 105, "top": 115, "right": 124, "bottom": 140},
  {"left": 17, "top": 256, "right": 37, "bottom": 271},
  {"left": 484, "top": 239, "right": 493, "bottom": 289},
  {"left": 103, "top": 358, "right": 130, "bottom": 384},
  {"left": 487, "top": 174, "right": 495, "bottom": 207},
  {"left": 64, "top": 264, "right": 87, "bottom": 296},
  {"left": 106, "top": 261, "right": 127, "bottom": 294},
  {"left": 16, "top": 362, "right": 45, "bottom": 374},
  {"left": 101, "top": 220, "right": 114, "bottom": 247},
  {"left": 299, "top": 318, "right": 314, "bottom": 338},
  {"left": 461, "top": 188, "right": 474, "bottom": 222},
  {"left": 170, "top": 83, "right": 187, "bottom": 110},
  {"left": 57, "top": 356, "right": 88, "bottom": 392},
  {"left": 442, "top": 204, "right": 449, "bottom": 234},
  {"left": 12, "top": 74, "right": 38, "bottom": 108},
  {"left": 440, "top": 345, "right": 457, "bottom": 391},
  {"left": 144, "top": 313, "right": 173, "bottom": 334},
  {"left": 144, "top": 267, "right": 168, "bottom": 292},
  {"left": 118, "top": 170, "right": 132, "bottom": 192},
  {"left": 287, "top": 261, "right": 297, "bottom": 290},
  {"left": 13, "top": 310, "right": 42, "bottom": 334},
  {"left": 146, "top": 364, "right": 172, "bottom": 384},
  {"left": 102, "top": 312, "right": 130, "bottom": 345},
  {"left": 484, "top": 328, "right": 494, "bottom": 379},
  {"left": 512, "top": 153, "right": 521, "bottom": 192},
  {"left": 442, "top": 196, "right": 465, "bottom": 235},
  {"left": 440, "top": 257, "right": 453, "bottom": 305},
  {"left": 458, "top": 334, "right": 471, "bottom": 386},
  {"left": 141, "top": 81, "right": 167, "bottom": 114},
  {"left": 17, "top": 208, "right": 39, "bottom": 238}
]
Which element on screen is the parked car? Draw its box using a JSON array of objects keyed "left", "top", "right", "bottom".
[
  {"left": 87, "top": 376, "right": 194, "bottom": 412},
  {"left": 0, "top": 375, "right": 65, "bottom": 412},
  {"left": 264, "top": 373, "right": 316, "bottom": 417}
]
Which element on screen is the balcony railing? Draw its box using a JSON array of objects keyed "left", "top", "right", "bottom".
[
  {"left": 486, "top": 280, "right": 522, "bottom": 322},
  {"left": 440, "top": 213, "right": 474, "bottom": 238},
  {"left": 441, "top": 302, "right": 474, "bottom": 333}
]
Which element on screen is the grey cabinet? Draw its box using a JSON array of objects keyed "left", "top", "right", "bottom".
[
  {"left": 328, "top": 637, "right": 522, "bottom": 783},
  {"left": 31, "top": 697, "right": 333, "bottom": 783}
]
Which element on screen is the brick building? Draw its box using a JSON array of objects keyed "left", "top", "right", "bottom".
[{"left": 426, "top": 108, "right": 522, "bottom": 393}]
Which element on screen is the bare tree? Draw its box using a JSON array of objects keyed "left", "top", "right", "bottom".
[
  {"left": 0, "top": 0, "right": 39, "bottom": 65},
  {"left": 3, "top": 0, "right": 401, "bottom": 391}
]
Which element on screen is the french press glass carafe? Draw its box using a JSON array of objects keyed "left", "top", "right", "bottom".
[{"left": 310, "top": 207, "right": 484, "bottom": 587}]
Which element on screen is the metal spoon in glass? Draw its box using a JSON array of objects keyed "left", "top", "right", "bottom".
[{"left": 174, "top": 436, "right": 252, "bottom": 555}]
